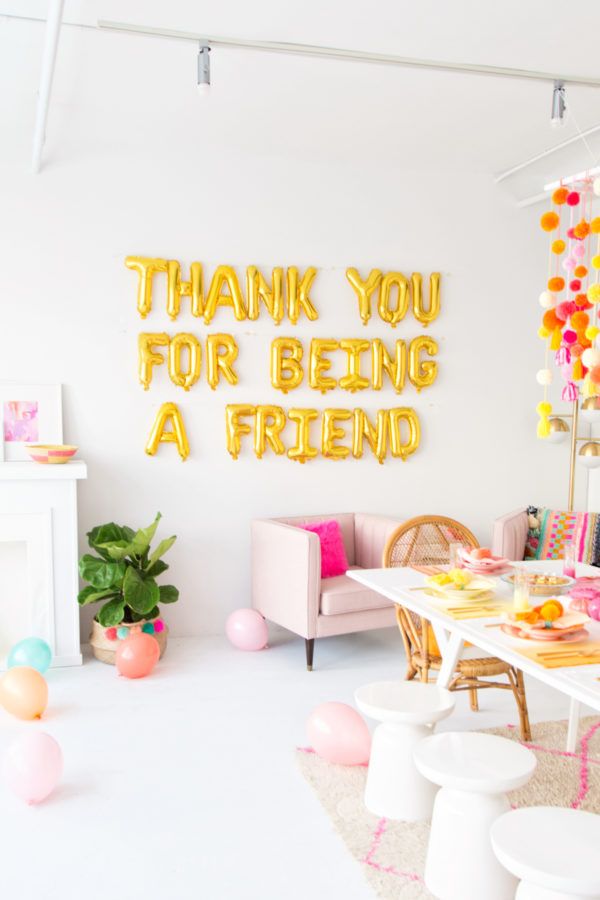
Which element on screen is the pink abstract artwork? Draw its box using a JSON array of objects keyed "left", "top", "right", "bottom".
[{"left": 3, "top": 401, "right": 39, "bottom": 442}]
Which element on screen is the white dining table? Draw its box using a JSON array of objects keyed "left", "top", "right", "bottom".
[{"left": 348, "top": 560, "right": 600, "bottom": 752}]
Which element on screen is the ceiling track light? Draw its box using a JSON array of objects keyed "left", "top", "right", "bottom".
[
  {"left": 197, "top": 43, "right": 210, "bottom": 94},
  {"left": 551, "top": 80, "right": 567, "bottom": 128}
]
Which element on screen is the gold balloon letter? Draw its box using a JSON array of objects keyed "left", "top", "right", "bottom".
[
  {"left": 206, "top": 334, "right": 239, "bottom": 390},
  {"left": 167, "top": 260, "right": 204, "bottom": 320},
  {"left": 204, "top": 266, "right": 247, "bottom": 324},
  {"left": 378, "top": 272, "right": 409, "bottom": 328},
  {"left": 408, "top": 336, "right": 439, "bottom": 392},
  {"left": 287, "top": 408, "right": 319, "bottom": 463},
  {"left": 254, "top": 405, "right": 286, "bottom": 459},
  {"left": 287, "top": 267, "right": 319, "bottom": 324},
  {"left": 145, "top": 402, "right": 190, "bottom": 461},
  {"left": 138, "top": 332, "right": 170, "bottom": 390},
  {"left": 247, "top": 267, "right": 284, "bottom": 324},
  {"left": 339, "top": 339, "right": 370, "bottom": 393},
  {"left": 168, "top": 333, "right": 201, "bottom": 391},
  {"left": 389, "top": 408, "right": 421, "bottom": 461},
  {"left": 125, "top": 257, "right": 168, "bottom": 319},
  {"left": 352, "top": 409, "right": 389, "bottom": 464},
  {"left": 412, "top": 272, "right": 441, "bottom": 326},
  {"left": 225, "top": 405, "right": 256, "bottom": 460},
  {"left": 270, "top": 338, "right": 304, "bottom": 393},
  {"left": 372, "top": 339, "right": 407, "bottom": 393},
  {"left": 309, "top": 339, "right": 339, "bottom": 393},
  {"left": 345, "top": 268, "right": 382, "bottom": 326},
  {"left": 322, "top": 409, "right": 352, "bottom": 460}
]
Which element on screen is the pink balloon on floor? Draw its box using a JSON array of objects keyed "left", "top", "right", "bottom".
[
  {"left": 307, "top": 702, "right": 371, "bottom": 765},
  {"left": 116, "top": 633, "right": 160, "bottom": 678},
  {"left": 225, "top": 609, "right": 268, "bottom": 651},
  {"left": 3, "top": 732, "right": 63, "bottom": 804}
]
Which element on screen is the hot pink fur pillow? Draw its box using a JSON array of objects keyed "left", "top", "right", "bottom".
[{"left": 302, "top": 520, "right": 349, "bottom": 578}]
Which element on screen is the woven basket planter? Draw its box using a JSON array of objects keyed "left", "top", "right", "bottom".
[{"left": 90, "top": 617, "right": 169, "bottom": 665}]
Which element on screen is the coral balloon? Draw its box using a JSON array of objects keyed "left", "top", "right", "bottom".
[
  {"left": 8, "top": 638, "right": 52, "bottom": 674},
  {"left": 307, "top": 702, "right": 371, "bottom": 765},
  {"left": 116, "top": 633, "right": 160, "bottom": 678},
  {"left": 225, "top": 609, "right": 268, "bottom": 651},
  {"left": 0, "top": 667, "right": 48, "bottom": 719},
  {"left": 2, "top": 732, "right": 63, "bottom": 804}
]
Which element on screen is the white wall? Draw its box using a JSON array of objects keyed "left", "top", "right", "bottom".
[{"left": 0, "top": 13, "right": 583, "bottom": 636}]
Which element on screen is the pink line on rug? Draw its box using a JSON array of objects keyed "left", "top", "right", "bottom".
[
  {"left": 362, "top": 817, "right": 423, "bottom": 884},
  {"left": 572, "top": 719, "right": 600, "bottom": 810}
]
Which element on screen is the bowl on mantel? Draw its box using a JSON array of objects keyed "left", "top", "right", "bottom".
[{"left": 25, "top": 444, "right": 78, "bottom": 464}]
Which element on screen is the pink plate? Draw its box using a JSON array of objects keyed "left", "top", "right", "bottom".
[{"left": 501, "top": 624, "right": 589, "bottom": 643}]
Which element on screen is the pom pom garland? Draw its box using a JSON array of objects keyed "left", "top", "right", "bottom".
[
  {"left": 574, "top": 220, "right": 591, "bottom": 239},
  {"left": 550, "top": 327, "right": 563, "bottom": 350},
  {"left": 536, "top": 368, "right": 553, "bottom": 385},
  {"left": 563, "top": 329, "right": 577, "bottom": 344},
  {"left": 582, "top": 349, "right": 600, "bottom": 369},
  {"left": 540, "top": 211, "right": 560, "bottom": 231},
  {"left": 567, "top": 227, "right": 576, "bottom": 240},
  {"left": 573, "top": 358, "right": 584, "bottom": 381},
  {"left": 588, "top": 284, "right": 600, "bottom": 304},
  {"left": 571, "top": 343, "right": 584, "bottom": 358},
  {"left": 563, "top": 257, "right": 577, "bottom": 271},
  {"left": 552, "top": 239, "right": 566, "bottom": 254},
  {"left": 591, "top": 217, "right": 600, "bottom": 234},
  {"left": 574, "top": 243, "right": 586, "bottom": 259},
  {"left": 555, "top": 301, "right": 574, "bottom": 321},
  {"left": 570, "top": 279, "right": 582, "bottom": 291},
  {"left": 575, "top": 294, "right": 592, "bottom": 310},
  {"left": 538, "top": 326, "right": 550, "bottom": 339},
  {"left": 548, "top": 276, "right": 565, "bottom": 292},
  {"left": 574, "top": 265, "right": 588, "bottom": 278},
  {"left": 590, "top": 366, "right": 600, "bottom": 386},
  {"left": 592, "top": 256, "right": 600, "bottom": 270},
  {"left": 553, "top": 187, "right": 569, "bottom": 205},
  {"left": 562, "top": 382, "right": 579, "bottom": 401},
  {"left": 539, "top": 291, "right": 554, "bottom": 308},
  {"left": 586, "top": 326, "right": 600, "bottom": 340},
  {"left": 555, "top": 347, "right": 571, "bottom": 365},
  {"left": 567, "top": 191, "right": 581, "bottom": 206},
  {"left": 571, "top": 311, "right": 590, "bottom": 330},
  {"left": 594, "top": 178, "right": 600, "bottom": 197},
  {"left": 543, "top": 309, "right": 563, "bottom": 330}
]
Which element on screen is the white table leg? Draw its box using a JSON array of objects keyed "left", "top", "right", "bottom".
[
  {"left": 566, "top": 698, "right": 581, "bottom": 753},
  {"left": 436, "top": 631, "right": 464, "bottom": 689}
]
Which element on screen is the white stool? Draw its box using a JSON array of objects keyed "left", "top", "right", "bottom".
[
  {"left": 491, "top": 807, "right": 600, "bottom": 899},
  {"left": 354, "top": 681, "right": 455, "bottom": 821},
  {"left": 414, "top": 731, "right": 537, "bottom": 900}
]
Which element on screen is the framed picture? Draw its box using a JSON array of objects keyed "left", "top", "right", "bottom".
[{"left": 0, "top": 384, "right": 63, "bottom": 462}]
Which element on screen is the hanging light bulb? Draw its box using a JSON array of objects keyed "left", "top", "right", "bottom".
[
  {"left": 550, "top": 80, "right": 567, "bottom": 128},
  {"left": 197, "top": 43, "right": 210, "bottom": 95}
]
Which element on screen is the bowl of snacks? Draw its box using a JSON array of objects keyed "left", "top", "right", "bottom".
[
  {"left": 500, "top": 571, "right": 575, "bottom": 597},
  {"left": 426, "top": 568, "right": 495, "bottom": 603}
]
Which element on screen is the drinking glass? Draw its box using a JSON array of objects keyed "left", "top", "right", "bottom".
[
  {"left": 563, "top": 541, "right": 577, "bottom": 578},
  {"left": 448, "top": 542, "right": 465, "bottom": 569},
  {"left": 513, "top": 568, "right": 531, "bottom": 613}
]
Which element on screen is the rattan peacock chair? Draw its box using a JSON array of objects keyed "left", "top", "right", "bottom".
[{"left": 383, "top": 515, "right": 531, "bottom": 740}]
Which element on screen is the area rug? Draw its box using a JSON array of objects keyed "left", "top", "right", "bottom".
[{"left": 296, "top": 717, "right": 600, "bottom": 899}]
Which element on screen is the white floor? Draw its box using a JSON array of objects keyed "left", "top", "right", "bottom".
[{"left": 0, "top": 628, "right": 592, "bottom": 900}]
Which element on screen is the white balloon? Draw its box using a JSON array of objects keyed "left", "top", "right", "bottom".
[{"left": 536, "top": 368, "right": 553, "bottom": 386}]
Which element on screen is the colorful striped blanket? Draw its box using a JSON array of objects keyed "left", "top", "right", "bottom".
[{"left": 524, "top": 506, "right": 600, "bottom": 567}]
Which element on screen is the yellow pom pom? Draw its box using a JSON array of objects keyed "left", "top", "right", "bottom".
[
  {"left": 552, "top": 239, "right": 566, "bottom": 254},
  {"left": 592, "top": 217, "right": 600, "bottom": 234},
  {"left": 536, "top": 401, "right": 552, "bottom": 416},
  {"left": 588, "top": 284, "right": 600, "bottom": 304},
  {"left": 538, "top": 326, "right": 550, "bottom": 339},
  {"left": 583, "top": 376, "right": 595, "bottom": 398},
  {"left": 537, "top": 418, "right": 551, "bottom": 438},
  {"left": 585, "top": 326, "right": 600, "bottom": 340},
  {"left": 550, "top": 326, "right": 563, "bottom": 350},
  {"left": 593, "top": 256, "right": 600, "bottom": 270}
]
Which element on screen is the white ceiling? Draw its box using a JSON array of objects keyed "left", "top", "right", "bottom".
[{"left": 2, "top": 0, "right": 600, "bottom": 200}]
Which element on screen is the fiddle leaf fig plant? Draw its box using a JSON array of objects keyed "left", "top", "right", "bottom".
[{"left": 78, "top": 512, "right": 179, "bottom": 627}]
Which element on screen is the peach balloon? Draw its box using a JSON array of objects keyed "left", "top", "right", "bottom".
[
  {"left": 307, "top": 702, "right": 371, "bottom": 765},
  {"left": 225, "top": 609, "right": 268, "bottom": 651},
  {"left": 0, "top": 666, "right": 48, "bottom": 720},
  {"left": 3, "top": 732, "right": 63, "bottom": 804},
  {"left": 116, "top": 633, "right": 160, "bottom": 678}
]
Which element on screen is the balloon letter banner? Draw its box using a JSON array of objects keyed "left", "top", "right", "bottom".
[{"left": 127, "top": 257, "right": 441, "bottom": 463}]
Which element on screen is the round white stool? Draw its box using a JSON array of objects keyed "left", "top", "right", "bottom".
[
  {"left": 491, "top": 807, "right": 600, "bottom": 899},
  {"left": 414, "top": 731, "right": 537, "bottom": 900},
  {"left": 354, "top": 681, "right": 455, "bottom": 821}
]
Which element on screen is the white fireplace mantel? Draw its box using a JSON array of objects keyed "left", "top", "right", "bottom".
[{"left": 0, "top": 460, "right": 87, "bottom": 669}]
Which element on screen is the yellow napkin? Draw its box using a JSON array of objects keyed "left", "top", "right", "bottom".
[{"left": 515, "top": 640, "right": 600, "bottom": 669}]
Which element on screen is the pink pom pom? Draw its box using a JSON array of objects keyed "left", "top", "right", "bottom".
[
  {"left": 574, "top": 243, "right": 586, "bottom": 258},
  {"left": 561, "top": 363, "right": 573, "bottom": 379},
  {"left": 563, "top": 256, "right": 577, "bottom": 271},
  {"left": 567, "top": 227, "right": 576, "bottom": 239},
  {"left": 556, "top": 301, "right": 575, "bottom": 321},
  {"left": 105, "top": 627, "right": 117, "bottom": 641},
  {"left": 563, "top": 329, "right": 577, "bottom": 344},
  {"left": 562, "top": 381, "right": 578, "bottom": 401},
  {"left": 570, "top": 279, "right": 582, "bottom": 291},
  {"left": 555, "top": 347, "right": 571, "bottom": 365},
  {"left": 154, "top": 619, "right": 164, "bottom": 633},
  {"left": 567, "top": 191, "right": 580, "bottom": 206}
]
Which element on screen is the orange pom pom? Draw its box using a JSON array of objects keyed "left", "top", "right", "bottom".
[
  {"left": 575, "top": 293, "right": 592, "bottom": 309},
  {"left": 540, "top": 600, "right": 563, "bottom": 622},
  {"left": 548, "top": 276, "right": 565, "bottom": 292},
  {"left": 541, "top": 211, "right": 560, "bottom": 232},
  {"left": 552, "top": 187, "right": 569, "bottom": 205},
  {"left": 552, "top": 239, "right": 566, "bottom": 254},
  {"left": 575, "top": 265, "right": 588, "bottom": 278},
  {"left": 571, "top": 311, "right": 590, "bottom": 331},
  {"left": 591, "top": 366, "right": 600, "bottom": 385},
  {"left": 574, "top": 220, "right": 591, "bottom": 239},
  {"left": 591, "top": 217, "right": 600, "bottom": 234},
  {"left": 543, "top": 309, "right": 561, "bottom": 330}
]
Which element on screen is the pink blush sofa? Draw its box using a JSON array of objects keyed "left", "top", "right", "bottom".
[{"left": 251, "top": 512, "right": 403, "bottom": 670}]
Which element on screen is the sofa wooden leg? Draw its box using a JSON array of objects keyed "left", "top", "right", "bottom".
[{"left": 305, "top": 638, "right": 315, "bottom": 671}]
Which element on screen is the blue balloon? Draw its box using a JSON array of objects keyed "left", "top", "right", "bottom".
[{"left": 8, "top": 637, "right": 52, "bottom": 674}]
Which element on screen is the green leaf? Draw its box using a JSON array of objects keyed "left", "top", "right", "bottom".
[
  {"left": 146, "top": 559, "right": 169, "bottom": 577},
  {"left": 79, "top": 554, "right": 126, "bottom": 589},
  {"left": 129, "top": 512, "right": 162, "bottom": 558},
  {"left": 145, "top": 605, "right": 160, "bottom": 621},
  {"left": 147, "top": 535, "right": 176, "bottom": 569},
  {"left": 95, "top": 539, "right": 135, "bottom": 561},
  {"left": 88, "top": 523, "right": 132, "bottom": 560},
  {"left": 78, "top": 586, "right": 118, "bottom": 606},
  {"left": 123, "top": 566, "right": 160, "bottom": 615},
  {"left": 96, "top": 598, "right": 126, "bottom": 627},
  {"left": 159, "top": 584, "right": 179, "bottom": 604}
]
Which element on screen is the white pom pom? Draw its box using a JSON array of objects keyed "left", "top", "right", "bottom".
[
  {"left": 539, "top": 291, "right": 554, "bottom": 308},
  {"left": 594, "top": 177, "right": 600, "bottom": 197},
  {"left": 582, "top": 348, "right": 600, "bottom": 369},
  {"left": 536, "top": 368, "right": 553, "bottom": 385}
]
